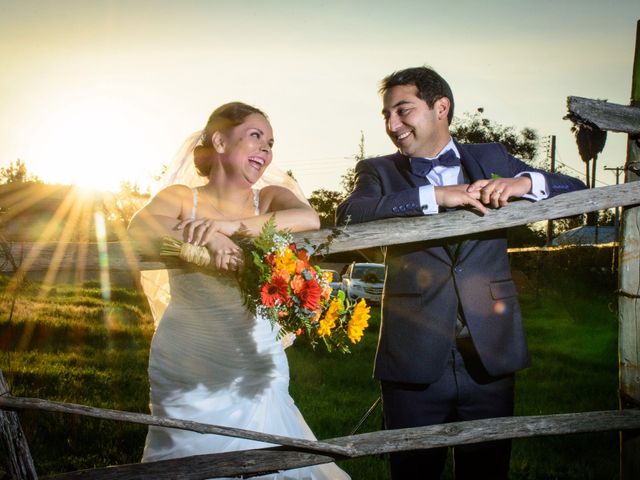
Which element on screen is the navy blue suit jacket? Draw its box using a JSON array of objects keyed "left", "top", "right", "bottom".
[{"left": 336, "top": 141, "right": 586, "bottom": 384}]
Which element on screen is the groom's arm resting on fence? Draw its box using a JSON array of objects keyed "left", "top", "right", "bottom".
[{"left": 336, "top": 158, "right": 537, "bottom": 225}]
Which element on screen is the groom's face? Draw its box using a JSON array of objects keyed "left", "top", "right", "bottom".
[{"left": 382, "top": 84, "right": 449, "bottom": 158}]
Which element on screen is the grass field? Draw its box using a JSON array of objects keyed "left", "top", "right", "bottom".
[{"left": 0, "top": 274, "right": 619, "bottom": 479}]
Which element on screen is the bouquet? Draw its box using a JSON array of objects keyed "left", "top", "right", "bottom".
[{"left": 161, "top": 217, "right": 370, "bottom": 353}]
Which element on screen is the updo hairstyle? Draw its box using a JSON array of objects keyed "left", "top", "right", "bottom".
[{"left": 193, "top": 102, "right": 268, "bottom": 177}]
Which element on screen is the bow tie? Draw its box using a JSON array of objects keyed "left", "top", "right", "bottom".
[{"left": 410, "top": 149, "right": 460, "bottom": 177}]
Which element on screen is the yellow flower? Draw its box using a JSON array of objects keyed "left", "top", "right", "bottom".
[
  {"left": 347, "top": 299, "right": 370, "bottom": 344},
  {"left": 318, "top": 297, "right": 342, "bottom": 337},
  {"left": 274, "top": 248, "right": 297, "bottom": 275}
]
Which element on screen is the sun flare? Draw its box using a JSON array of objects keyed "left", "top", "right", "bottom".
[{"left": 25, "top": 90, "right": 149, "bottom": 192}]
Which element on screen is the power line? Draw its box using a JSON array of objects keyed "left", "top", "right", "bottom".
[{"left": 553, "top": 152, "right": 611, "bottom": 187}]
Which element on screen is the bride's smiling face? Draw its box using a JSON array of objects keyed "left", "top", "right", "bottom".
[{"left": 215, "top": 113, "right": 274, "bottom": 185}]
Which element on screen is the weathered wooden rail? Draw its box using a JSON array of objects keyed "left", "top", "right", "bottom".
[
  {"left": 2, "top": 384, "right": 640, "bottom": 480},
  {"left": 2, "top": 182, "right": 639, "bottom": 276}
]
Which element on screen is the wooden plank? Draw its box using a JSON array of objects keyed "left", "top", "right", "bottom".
[
  {"left": 0, "top": 371, "right": 38, "bottom": 480},
  {"left": 0, "top": 394, "right": 354, "bottom": 458},
  {"left": 619, "top": 206, "right": 640, "bottom": 404},
  {"left": 1, "top": 237, "right": 140, "bottom": 274},
  {"left": 41, "top": 410, "right": 640, "bottom": 480},
  {"left": 43, "top": 449, "right": 336, "bottom": 480},
  {"left": 308, "top": 182, "right": 640, "bottom": 254},
  {"left": 3, "top": 182, "right": 640, "bottom": 274},
  {"left": 567, "top": 96, "right": 640, "bottom": 135}
]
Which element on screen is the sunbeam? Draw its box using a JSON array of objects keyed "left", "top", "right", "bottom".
[{"left": 94, "top": 210, "right": 111, "bottom": 303}]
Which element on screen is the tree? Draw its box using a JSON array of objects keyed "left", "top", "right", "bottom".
[
  {"left": 0, "top": 159, "right": 41, "bottom": 184},
  {"left": 451, "top": 111, "right": 541, "bottom": 166},
  {"left": 308, "top": 188, "right": 344, "bottom": 228},
  {"left": 570, "top": 122, "right": 606, "bottom": 226},
  {"left": 103, "top": 180, "right": 150, "bottom": 227}
]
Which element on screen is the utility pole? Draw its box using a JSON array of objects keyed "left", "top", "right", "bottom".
[
  {"left": 545, "top": 135, "right": 556, "bottom": 246},
  {"left": 604, "top": 165, "right": 624, "bottom": 229}
]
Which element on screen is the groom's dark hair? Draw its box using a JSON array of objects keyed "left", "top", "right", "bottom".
[{"left": 379, "top": 66, "right": 455, "bottom": 125}]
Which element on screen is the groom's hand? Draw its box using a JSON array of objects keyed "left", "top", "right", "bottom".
[
  {"left": 435, "top": 184, "right": 487, "bottom": 215},
  {"left": 467, "top": 176, "right": 532, "bottom": 209}
]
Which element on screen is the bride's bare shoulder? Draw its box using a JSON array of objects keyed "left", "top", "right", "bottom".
[
  {"left": 139, "top": 184, "right": 195, "bottom": 218},
  {"left": 158, "top": 183, "right": 192, "bottom": 195},
  {"left": 154, "top": 184, "right": 193, "bottom": 203}
]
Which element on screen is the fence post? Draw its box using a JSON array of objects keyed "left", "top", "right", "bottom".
[
  {"left": 0, "top": 370, "right": 38, "bottom": 479},
  {"left": 619, "top": 18, "right": 640, "bottom": 480}
]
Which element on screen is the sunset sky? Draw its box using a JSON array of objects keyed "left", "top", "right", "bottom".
[{"left": 1, "top": 1, "right": 637, "bottom": 195}]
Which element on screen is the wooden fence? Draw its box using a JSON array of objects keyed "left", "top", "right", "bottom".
[
  {"left": 1, "top": 181, "right": 638, "bottom": 275},
  {"left": 1, "top": 178, "right": 640, "bottom": 479}
]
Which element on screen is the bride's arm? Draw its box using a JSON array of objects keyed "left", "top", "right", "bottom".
[
  {"left": 221, "top": 185, "right": 320, "bottom": 236},
  {"left": 175, "top": 186, "right": 320, "bottom": 239},
  {"left": 127, "top": 185, "right": 192, "bottom": 256},
  {"left": 129, "top": 185, "right": 243, "bottom": 270}
]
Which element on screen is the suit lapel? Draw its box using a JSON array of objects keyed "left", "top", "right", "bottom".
[{"left": 455, "top": 140, "right": 489, "bottom": 182}]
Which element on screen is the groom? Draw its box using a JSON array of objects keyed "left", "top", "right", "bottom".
[{"left": 336, "top": 66, "right": 585, "bottom": 479}]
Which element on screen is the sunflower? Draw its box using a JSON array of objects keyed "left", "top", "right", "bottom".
[
  {"left": 347, "top": 299, "right": 370, "bottom": 343},
  {"left": 318, "top": 297, "right": 342, "bottom": 337}
]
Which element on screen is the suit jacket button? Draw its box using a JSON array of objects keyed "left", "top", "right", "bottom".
[{"left": 454, "top": 266, "right": 463, "bottom": 273}]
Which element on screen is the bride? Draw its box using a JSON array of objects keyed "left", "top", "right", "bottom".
[{"left": 128, "top": 102, "right": 349, "bottom": 479}]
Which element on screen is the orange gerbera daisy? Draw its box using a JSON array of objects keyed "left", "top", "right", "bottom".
[
  {"left": 298, "top": 278, "right": 322, "bottom": 310},
  {"left": 260, "top": 274, "right": 290, "bottom": 307}
]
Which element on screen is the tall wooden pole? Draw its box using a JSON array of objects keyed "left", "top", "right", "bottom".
[{"left": 619, "top": 18, "right": 640, "bottom": 480}]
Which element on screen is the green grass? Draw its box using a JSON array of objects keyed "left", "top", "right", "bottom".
[{"left": 0, "top": 276, "right": 620, "bottom": 479}]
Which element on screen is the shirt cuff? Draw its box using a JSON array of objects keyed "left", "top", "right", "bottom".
[
  {"left": 419, "top": 185, "right": 439, "bottom": 215},
  {"left": 517, "top": 172, "right": 549, "bottom": 201}
]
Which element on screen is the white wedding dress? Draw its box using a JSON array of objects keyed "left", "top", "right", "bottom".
[{"left": 142, "top": 189, "right": 349, "bottom": 480}]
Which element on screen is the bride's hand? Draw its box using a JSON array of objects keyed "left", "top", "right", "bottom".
[
  {"left": 204, "top": 232, "right": 244, "bottom": 272},
  {"left": 176, "top": 217, "right": 222, "bottom": 246},
  {"left": 175, "top": 218, "right": 243, "bottom": 271}
]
